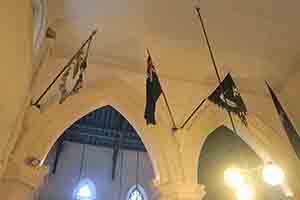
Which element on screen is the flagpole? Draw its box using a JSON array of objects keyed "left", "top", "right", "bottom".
[
  {"left": 161, "top": 89, "right": 177, "bottom": 130},
  {"left": 31, "top": 29, "right": 98, "bottom": 109},
  {"left": 147, "top": 49, "right": 177, "bottom": 130},
  {"left": 195, "top": 7, "right": 237, "bottom": 134},
  {"left": 180, "top": 98, "right": 206, "bottom": 129}
]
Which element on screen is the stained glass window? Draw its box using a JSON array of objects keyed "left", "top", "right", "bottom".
[
  {"left": 73, "top": 179, "right": 96, "bottom": 200},
  {"left": 127, "top": 185, "right": 147, "bottom": 200}
]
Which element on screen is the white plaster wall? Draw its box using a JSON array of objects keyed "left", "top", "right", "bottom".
[
  {"left": 0, "top": 0, "right": 33, "bottom": 176},
  {"left": 39, "top": 142, "right": 155, "bottom": 200}
]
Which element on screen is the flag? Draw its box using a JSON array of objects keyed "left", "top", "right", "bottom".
[
  {"left": 208, "top": 73, "right": 247, "bottom": 125},
  {"left": 71, "top": 57, "right": 87, "bottom": 94},
  {"left": 59, "top": 53, "right": 88, "bottom": 104},
  {"left": 266, "top": 82, "right": 300, "bottom": 159},
  {"left": 144, "top": 53, "right": 162, "bottom": 125}
]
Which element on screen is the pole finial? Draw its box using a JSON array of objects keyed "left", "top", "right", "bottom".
[
  {"left": 265, "top": 80, "right": 273, "bottom": 90},
  {"left": 265, "top": 80, "right": 270, "bottom": 86},
  {"left": 91, "top": 29, "right": 98, "bottom": 37}
]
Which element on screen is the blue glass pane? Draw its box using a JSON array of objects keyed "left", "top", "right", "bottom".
[
  {"left": 73, "top": 179, "right": 96, "bottom": 200},
  {"left": 129, "top": 188, "right": 144, "bottom": 200},
  {"left": 76, "top": 184, "right": 92, "bottom": 198}
]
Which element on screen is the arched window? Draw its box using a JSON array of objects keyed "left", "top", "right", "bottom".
[
  {"left": 73, "top": 178, "right": 96, "bottom": 200},
  {"left": 127, "top": 185, "right": 147, "bottom": 200}
]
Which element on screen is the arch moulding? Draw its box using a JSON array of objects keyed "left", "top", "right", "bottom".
[{"left": 14, "top": 79, "right": 183, "bottom": 185}]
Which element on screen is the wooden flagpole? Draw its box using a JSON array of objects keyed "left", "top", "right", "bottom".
[
  {"left": 180, "top": 98, "right": 206, "bottom": 129},
  {"left": 162, "top": 89, "right": 177, "bottom": 130},
  {"left": 195, "top": 7, "right": 238, "bottom": 134}
]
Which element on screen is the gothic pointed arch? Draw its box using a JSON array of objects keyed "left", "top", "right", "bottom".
[
  {"left": 178, "top": 102, "right": 300, "bottom": 196},
  {"left": 197, "top": 125, "right": 287, "bottom": 199},
  {"left": 15, "top": 80, "right": 183, "bottom": 184}
]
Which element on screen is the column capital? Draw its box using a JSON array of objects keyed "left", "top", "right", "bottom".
[
  {"left": 1, "top": 157, "right": 48, "bottom": 190},
  {"left": 152, "top": 181, "right": 206, "bottom": 200}
]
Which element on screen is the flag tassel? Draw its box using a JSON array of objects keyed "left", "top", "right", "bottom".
[
  {"left": 195, "top": 7, "right": 238, "bottom": 133},
  {"left": 31, "top": 29, "right": 98, "bottom": 110}
]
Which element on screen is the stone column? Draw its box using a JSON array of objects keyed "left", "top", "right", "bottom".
[
  {"left": 152, "top": 182, "right": 206, "bottom": 200},
  {"left": 0, "top": 158, "right": 48, "bottom": 200}
]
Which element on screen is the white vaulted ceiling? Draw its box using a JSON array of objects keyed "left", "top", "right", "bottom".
[{"left": 48, "top": 0, "right": 300, "bottom": 92}]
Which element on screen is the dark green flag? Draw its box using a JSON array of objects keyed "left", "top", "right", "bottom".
[
  {"left": 266, "top": 82, "right": 300, "bottom": 159},
  {"left": 144, "top": 54, "right": 162, "bottom": 125},
  {"left": 208, "top": 73, "right": 247, "bottom": 126}
]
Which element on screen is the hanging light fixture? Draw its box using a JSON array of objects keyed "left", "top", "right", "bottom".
[
  {"left": 135, "top": 151, "right": 140, "bottom": 188},
  {"left": 235, "top": 184, "right": 254, "bottom": 200},
  {"left": 79, "top": 144, "right": 86, "bottom": 181},
  {"left": 118, "top": 150, "right": 124, "bottom": 200},
  {"left": 262, "top": 163, "right": 285, "bottom": 186},
  {"left": 73, "top": 144, "right": 96, "bottom": 200},
  {"left": 224, "top": 167, "right": 245, "bottom": 189},
  {"left": 224, "top": 162, "right": 284, "bottom": 200}
]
